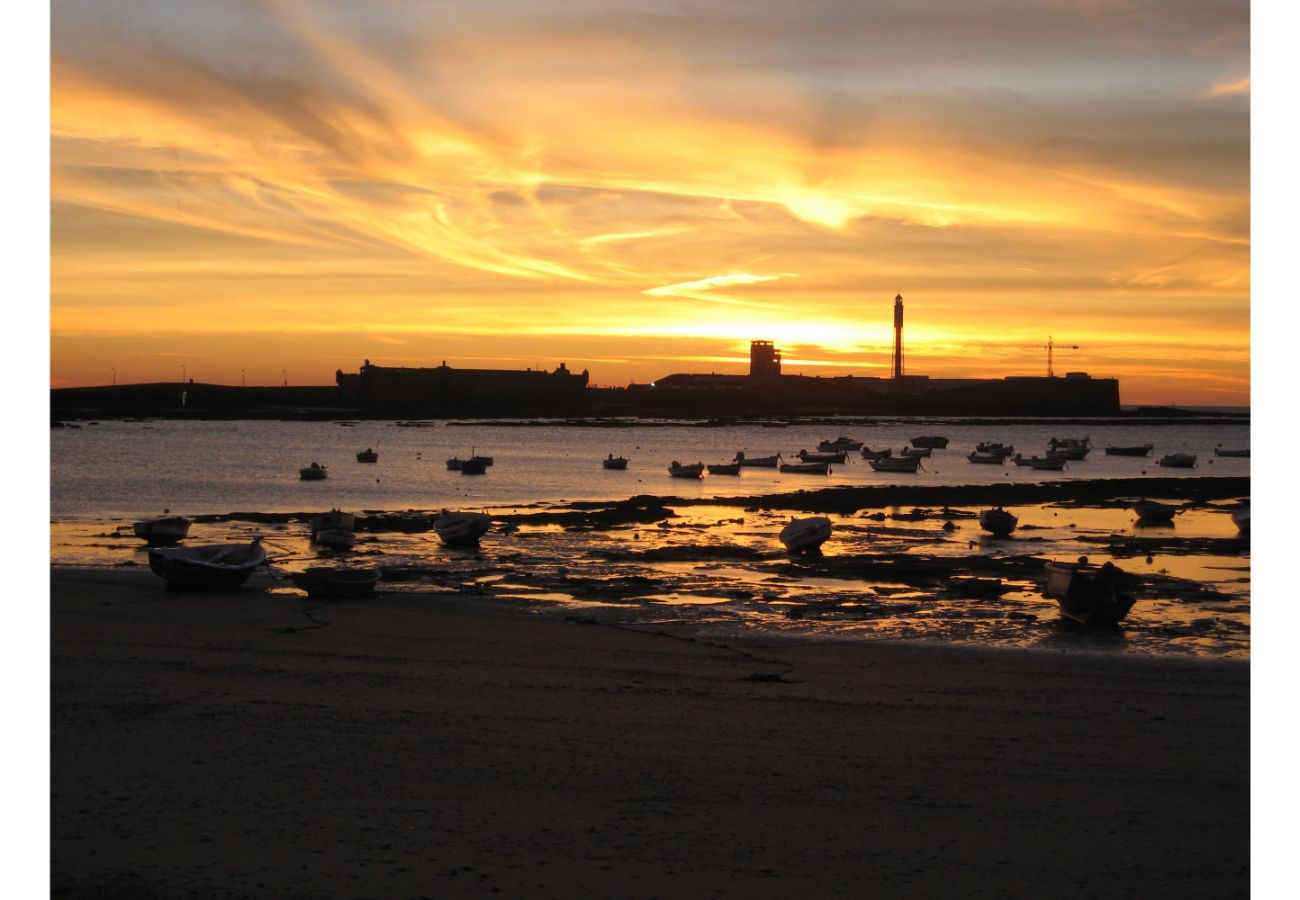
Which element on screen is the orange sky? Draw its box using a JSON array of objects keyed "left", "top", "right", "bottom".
[{"left": 50, "top": 0, "right": 1250, "bottom": 405}]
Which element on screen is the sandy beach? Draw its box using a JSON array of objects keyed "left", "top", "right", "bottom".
[{"left": 51, "top": 567, "right": 1249, "bottom": 899}]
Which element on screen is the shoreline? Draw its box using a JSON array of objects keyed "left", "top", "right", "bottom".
[{"left": 51, "top": 567, "right": 1250, "bottom": 898}]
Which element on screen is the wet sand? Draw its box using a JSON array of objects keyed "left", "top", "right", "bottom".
[{"left": 52, "top": 568, "right": 1249, "bottom": 899}]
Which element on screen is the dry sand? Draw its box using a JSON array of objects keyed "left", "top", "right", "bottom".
[{"left": 52, "top": 568, "right": 1249, "bottom": 899}]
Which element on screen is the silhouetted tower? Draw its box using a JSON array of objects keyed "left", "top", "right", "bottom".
[
  {"left": 892, "top": 293, "right": 904, "bottom": 379},
  {"left": 750, "top": 340, "right": 781, "bottom": 377}
]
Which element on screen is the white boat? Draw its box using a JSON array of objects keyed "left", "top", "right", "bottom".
[
  {"left": 1231, "top": 504, "right": 1250, "bottom": 533},
  {"left": 779, "top": 516, "right": 833, "bottom": 553},
  {"left": 1157, "top": 453, "right": 1197, "bottom": 468},
  {"left": 148, "top": 539, "right": 266, "bottom": 590},
  {"left": 1132, "top": 499, "right": 1180, "bottom": 524},
  {"left": 668, "top": 461, "right": 706, "bottom": 478},
  {"left": 299, "top": 462, "right": 328, "bottom": 480},
  {"left": 979, "top": 507, "right": 1018, "bottom": 536},
  {"left": 780, "top": 461, "right": 831, "bottom": 474},
  {"left": 797, "top": 449, "right": 848, "bottom": 463},
  {"left": 870, "top": 456, "right": 921, "bottom": 473},
  {"left": 132, "top": 515, "right": 191, "bottom": 546},
  {"left": 433, "top": 511, "right": 492, "bottom": 547},
  {"left": 734, "top": 451, "right": 780, "bottom": 467},
  {"left": 817, "top": 437, "right": 862, "bottom": 452},
  {"left": 1049, "top": 436, "right": 1090, "bottom": 450}
]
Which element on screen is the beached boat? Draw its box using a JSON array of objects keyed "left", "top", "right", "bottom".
[
  {"left": 779, "top": 516, "right": 833, "bottom": 553},
  {"left": 132, "top": 515, "right": 191, "bottom": 546},
  {"left": 148, "top": 539, "right": 266, "bottom": 591},
  {"left": 1043, "top": 559, "right": 1135, "bottom": 624},
  {"left": 433, "top": 511, "right": 492, "bottom": 546},
  {"left": 869, "top": 456, "right": 921, "bottom": 473},
  {"left": 968, "top": 451, "right": 1007, "bottom": 465},
  {"left": 1231, "top": 503, "right": 1250, "bottom": 533},
  {"left": 734, "top": 451, "right": 780, "bottom": 467},
  {"left": 1104, "top": 444, "right": 1153, "bottom": 457},
  {"left": 910, "top": 435, "right": 950, "bottom": 449},
  {"left": 602, "top": 454, "right": 629, "bottom": 470},
  {"left": 355, "top": 448, "right": 378, "bottom": 463},
  {"left": 290, "top": 566, "right": 381, "bottom": 599},
  {"left": 979, "top": 507, "right": 1018, "bottom": 537},
  {"left": 1132, "top": 499, "right": 1180, "bottom": 524},
  {"left": 312, "top": 528, "right": 357, "bottom": 550},
  {"left": 1046, "top": 445, "right": 1089, "bottom": 461},
  {"left": 901, "top": 446, "right": 932, "bottom": 457},
  {"left": 668, "top": 461, "right": 706, "bottom": 478},
  {"left": 299, "top": 462, "right": 328, "bottom": 480},
  {"left": 860, "top": 447, "right": 893, "bottom": 461},
  {"left": 1157, "top": 453, "right": 1197, "bottom": 468},
  {"left": 707, "top": 462, "right": 742, "bottom": 475},
  {"left": 975, "top": 442, "right": 1014, "bottom": 456},
  {"left": 797, "top": 449, "right": 848, "bottom": 463},
  {"left": 309, "top": 510, "right": 355, "bottom": 535},
  {"left": 780, "top": 460, "right": 831, "bottom": 474},
  {"left": 817, "top": 437, "right": 863, "bottom": 452},
  {"left": 1214, "top": 447, "right": 1250, "bottom": 458}
]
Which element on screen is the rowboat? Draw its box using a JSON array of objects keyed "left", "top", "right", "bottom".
[
  {"left": 1043, "top": 559, "right": 1135, "bottom": 624},
  {"left": 968, "top": 451, "right": 1007, "bottom": 465},
  {"left": 355, "top": 448, "right": 378, "bottom": 463},
  {"left": 910, "top": 435, "right": 949, "bottom": 449},
  {"left": 901, "top": 447, "right": 932, "bottom": 457},
  {"left": 1049, "top": 436, "right": 1090, "bottom": 449},
  {"left": 797, "top": 449, "right": 847, "bottom": 463},
  {"left": 779, "top": 516, "right": 833, "bottom": 553},
  {"left": 1214, "top": 447, "right": 1250, "bottom": 458},
  {"left": 979, "top": 507, "right": 1018, "bottom": 537},
  {"left": 817, "top": 437, "right": 862, "bottom": 452},
  {"left": 734, "top": 451, "right": 780, "bottom": 467},
  {"left": 975, "top": 442, "right": 1014, "bottom": 456},
  {"left": 668, "top": 461, "right": 706, "bottom": 478},
  {"left": 433, "top": 511, "right": 492, "bottom": 546},
  {"left": 860, "top": 447, "right": 892, "bottom": 461},
  {"left": 869, "top": 456, "right": 921, "bottom": 473},
  {"left": 602, "top": 455, "right": 629, "bottom": 470},
  {"left": 148, "top": 539, "right": 266, "bottom": 591},
  {"left": 299, "top": 462, "right": 328, "bottom": 480},
  {"left": 309, "top": 509, "right": 355, "bottom": 534},
  {"left": 1046, "top": 445, "right": 1089, "bottom": 461},
  {"left": 707, "top": 462, "right": 742, "bottom": 475},
  {"left": 1157, "top": 453, "right": 1197, "bottom": 468},
  {"left": 1012, "top": 455, "right": 1067, "bottom": 470},
  {"left": 1132, "top": 499, "right": 1180, "bottom": 524},
  {"left": 780, "top": 461, "right": 831, "bottom": 474},
  {"left": 1104, "top": 445, "right": 1152, "bottom": 456},
  {"left": 290, "top": 566, "right": 380, "bottom": 599},
  {"left": 312, "top": 528, "right": 356, "bottom": 550},
  {"left": 132, "top": 515, "right": 191, "bottom": 546}
]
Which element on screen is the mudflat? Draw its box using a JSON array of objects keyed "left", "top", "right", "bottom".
[{"left": 51, "top": 568, "right": 1249, "bottom": 899}]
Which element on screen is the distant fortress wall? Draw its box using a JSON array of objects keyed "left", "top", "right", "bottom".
[{"left": 335, "top": 359, "right": 590, "bottom": 412}]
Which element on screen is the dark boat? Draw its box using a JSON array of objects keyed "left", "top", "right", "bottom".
[
  {"left": 979, "top": 507, "right": 1018, "bottom": 537},
  {"left": 602, "top": 454, "right": 629, "bottom": 470},
  {"left": 460, "top": 457, "right": 488, "bottom": 475},
  {"left": 816, "top": 437, "right": 862, "bottom": 452},
  {"left": 707, "top": 462, "right": 742, "bottom": 475},
  {"left": 148, "top": 539, "right": 266, "bottom": 591},
  {"left": 869, "top": 456, "right": 921, "bottom": 473},
  {"left": 668, "top": 461, "right": 706, "bottom": 478},
  {"left": 968, "top": 451, "right": 1006, "bottom": 465},
  {"left": 1012, "top": 454, "right": 1067, "bottom": 470},
  {"left": 1157, "top": 453, "right": 1197, "bottom": 468},
  {"left": 1043, "top": 559, "right": 1136, "bottom": 624},
  {"left": 910, "top": 435, "right": 949, "bottom": 449},
  {"left": 1104, "top": 444, "right": 1152, "bottom": 456},
  {"left": 356, "top": 448, "right": 378, "bottom": 463},
  {"left": 1046, "top": 444, "right": 1089, "bottom": 461},
  {"left": 860, "top": 447, "right": 892, "bottom": 461},
  {"left": 299, "top": 462, "right": 328, "bottom": 480},
  {"left": 290, "top": 566, "right": 380, "bottom": 599},
  {"left": 132, "top": 515, "right": 192, "bottom": 546},
  {"left": 1214, "top": 447, "right": 1250, "bottom": 458},
  {"left": 433, "top": 511, "right": 492, "bottom": 546},
  {"left": 797, "top": 449, "right": 848, "bottom": 463},
  {"left": 1132, "top": 499, "right": 1180, "bottom": 524},
  {"left": 780, "top": 461, "right": 831, "bottom": 474},
  {"left": 734, "top": 451, "right": 780, "bottom": 467},
  {"left": 975, "top": 442, "right": 1014, "bottom": 455}
]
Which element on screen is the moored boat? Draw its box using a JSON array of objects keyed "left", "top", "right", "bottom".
[
  {"left": 132, "top": 515, "right": 191, "bottom": 546},
  {"left": 290, "top": 566, "right": 380, "bottom": 599},
  {"left": 869, "top": 456, "right": 921, "bottom": 473},
  {"left": 460, "top": 457, "right": 488, "bottom": 475},
  {"left": 901, "top": 446, "right": 932, "bottom": 457},
  {"left": 1214, "top": 447, "right": 1250, "bottom": 458},
  {"left": 734, "top": 451, "right": 780, "bottom": 467},
  {"left": 780, "top": 460, "right": 831, "bottom": 474},
  {"left": 1049, "top": 436, "right": 1090, "bottom": 450},
  {"left": 313, "top": 528, "right": 357, "bottom": 550},
  {"left": 1104, "top": 444, "right": 1152, "bottom": 456},
  {"left": 817, "top": 437, "right": 863, "bottom": 452},
  {"left": 979, "top": 507, "right": 1018, "bottom": 537},
  {"left": 299, "top": 462, "right": 328, "bottom": 480},
  {"left": 1012, "top": 454, "right": 1067, "bottom": 470},
  {"left": 910, "top": 435, "right": 949, "bottom": 449},
  {"left": 860, "top": 447, "right": 892, "bottom": 461},
  {"left": 668, "top": 461, "right": 706, "bottom": 478},
  {"left": 779, "top": 516, "right": 833, "bottom": 553},
  {"left": 1046, "top": 444, "right": 1089, "bottom": 461},
  {"left": 1157, "top": 453, "right": 1197, "bottom": 468},
  {"left": 309, "top": 509, "right": 355, "bottom": 535},
  {"left": 797, "top": 449, "right": 848, "bottom": 463},
  {"left": 975, "top": 442, "right": 1014, "bottom": 456},
  {"left": 707, "top": 462, "right": 742, "bottom": 475},
  {"left": 1132, "top": 499, "right": 1180, "bottom": 524},
  {"left": 433, "top": 511, "right": 492, "bottom": 546},
  {"left": 356, "top": 448, "right": 378, "bottom": 463},
  {"left": 602, "top": 454, "right": 629, "bottom": 470},
  {"left": 148, "top": 539, "right": 266, "bottom": 590},
  {"left": 1043, "top": 559, "right": 1135, "bottom": 624},
  {"left": 968, "top": 451, "right": 1007, "bottom": 465}
]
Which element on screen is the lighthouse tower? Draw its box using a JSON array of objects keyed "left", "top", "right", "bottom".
[{"left": 892, "top": 293, "right": 904, "bottom": 379}]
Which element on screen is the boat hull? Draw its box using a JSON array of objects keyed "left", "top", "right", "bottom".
[
  {"left": 132, "top": 517, "right": 191, "bottom": 546},
  {"left": 433, "top": 513, "right": 492, "bottom": 546},
  {"left": 779, "top": 517, "right": 833, "bottom": 553},
  {"left": 148, "top": 542, "right": 266, "bottom": 591},
  {"left": 707, "top": 463, "right": 742, "bottom": 475},
  {"left": 1043, "top": 562, "right": 1135, "bottom": 624},
  {"left": 602, "top": 457, "right": 629, "bottom": 470},
  {"left": 291, "top": 567, "right": 380, "bottom": 599},
  {"left": 910, "top": 436, "right": 949, "bottom": 449},
  {"left": 870, "top": 458, "right": 921, "bottom": 472},
  {"left": 780, "top": 462, "right": 831, "bottom": 474},
  {"left": 979, "top": 509, "right": 1018, "bottom": 537},
  {"left": 1104, "top": 445, "right": 1152, "bottom": 457}
]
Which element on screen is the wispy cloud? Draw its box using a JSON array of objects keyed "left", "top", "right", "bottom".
[{"left": 1204, "top": 76, "right": 1250, "bottom": 98}]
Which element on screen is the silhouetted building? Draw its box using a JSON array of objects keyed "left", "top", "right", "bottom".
[
  {"left": 892, "top": 293, "right": 905, "bottom": 379},
  {"left": 750, "top": 341, "right": 781, "bottom": 377},
  {"left": 335, "top": 359, "right": 589, "bottom": 412}
]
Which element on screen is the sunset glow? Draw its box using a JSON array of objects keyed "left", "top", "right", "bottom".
[{"left": 51, "top": 0, "right": 1250, "bottom": 404}]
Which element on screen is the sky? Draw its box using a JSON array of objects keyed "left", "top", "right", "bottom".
[{"left": 50, "top": 0, "right": 1250, "bottom": 404}]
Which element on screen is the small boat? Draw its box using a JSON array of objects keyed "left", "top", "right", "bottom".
[
  {"left": 460, "top": 457, "right": 488, "bottom": 475},
  {"left": 817, "top": 437, "right": 863, "bottom": 452},
  {"left": 1157, "top": 453, "right": 1197, "bottom": 468},
  {"left": 734, "top": 451, "right": 780, "bottom": 467},
  {"left": 1046, "top": 445, "right": 1089, "bottom": 461},
  {"left": 707, "top": 462, "right": 742, "bottom": 475},
  {"left": 1231, "top": 504, "right": 1250, "bottom": 533},
  {"left": 148, "top": 539, "right": 266, "bottom": 590},
  {"left": 309, "top": 509, "right": 355, "bottom": 535},
  {"left": 975, "top": 442, "right": 1014, "bottom": 456},
  {"left": 668, "top": 461, "right": 706, "bottom": 478},
  {"left": 979, "top": 507, "right": 1018, "bottom": 537},
  {"left": 1132, "top": 499, "right": 1180, "bottom": 524},
  {"left": 1214, "top": 447, "right": 1250, "bottom": 458},
  {"left": 471, "top": 455, "right": 494, "bottom": 467},
  {"left": 797, "top": 449, "right": 847, "bottom": 463},
  {"left": 901, "top": 446, "right": 932, "bottom": 458},
  {"left": 779, "top": 516, "right": 833, "bottom": 553},
  {"left": 313, "top": 529, "right": 357, "bottom": 550},
  {"left": 446, "top": 457, "right": 464, "bottom": 470},
  {"left": 602, "top": 454, "right": 629, "bottom": 470},
  {"left": 299, "top": 462, "right": 328, "bottom": 480},
  {"left": 860, "top": 447, "right": 892, "bottom": 461},
  {"left": 910, "top": 435, "right": 950, "bottom": 449},
  {"left": 1043, "top": 559, "right": 1136, "bottom": 624},
  {"left": 1104, "top": 444, "right": 1152, "bottom": 457},
  {"left": 1012, "top": 454, "right": 1067, "bottom": 470},
  {"left": 780, "top": 461, "right": 831, "bottom": 474},
  {"left": 433, "top": 511, "right": 492, "bottom": 546},
  {"left": 869, "top": 456, "right": 921, "bottom": 473},
  {"left": 967, "top": 451, "right": 1007, "bottom": 465},
  {"left": 355, "top": 448, "right": 378, "bottom": 463},
  {"left": 1049, "top": 437, "right": 1090, "bottom": 449},
  {"left": 290, "top": 566, "right": 380, "bottom": 599},
  {"left": 132, "top": 515, "right": 191, "bottom": 546}
]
